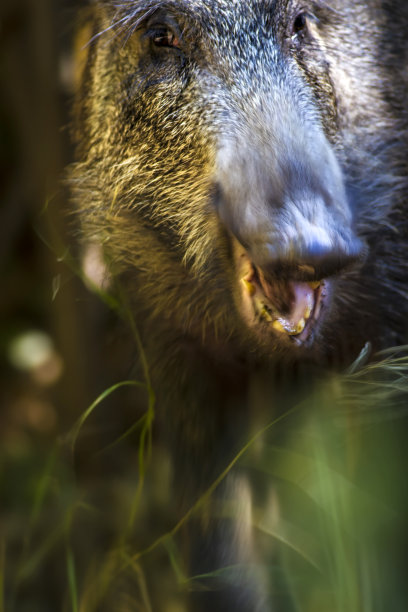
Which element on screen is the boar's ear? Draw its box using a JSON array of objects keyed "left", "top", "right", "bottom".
[
  {"left": 72, "top": 8, "right": 97, "bottom": 93},
  {"left": 71, "top": 9, "right": 99, "bottom": 149}
]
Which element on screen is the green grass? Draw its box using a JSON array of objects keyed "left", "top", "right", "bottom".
[{"left": 3, "top": 218, "right": 407, "bottom": 609}]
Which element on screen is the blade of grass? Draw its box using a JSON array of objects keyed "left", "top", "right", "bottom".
[
  {"left": 0, "top": 539, "right": 5, "bottom": 612},
  {"left": 97, "top": 410, "right": 150, "bottom": 455},
  {"left": 29, "top": 448, "right": 57, "bottom": 526},
  {"left": 121, "top": 553, "right": 153, "bottom": 612},
  {"left": 67, "top": 380, "right": 146, "bottom": 454},
  {"left": 128, "top": 403, "right": 300, "bottom": 566},
  {"left": 255, "top": 515, "right": 322, "bottom": 572},
  {"left": 16, "top": 522, "right": 66, "bottom": 583},
  {"left": 66, "top": 546, "right": 79, "bottom": 612}
]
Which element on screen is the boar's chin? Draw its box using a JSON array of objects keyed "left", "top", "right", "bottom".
[{"left": 234, "top": 246, "right": 331, "bottom": 349}]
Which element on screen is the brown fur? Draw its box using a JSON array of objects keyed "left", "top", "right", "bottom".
[{"left": 70, "top": 1, "right": 408, "bottom": 609}]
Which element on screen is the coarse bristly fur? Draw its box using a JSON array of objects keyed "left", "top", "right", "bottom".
[{"left": 69, "top": 1, "right": 408, "bottom": 609}]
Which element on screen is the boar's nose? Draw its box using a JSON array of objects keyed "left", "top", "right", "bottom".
[
  {"left": 252, "top": 230, "right": 366, "bottom": 283},
  {"left": 215, "top": 127, "right": 365, "bottom": 282},
  {"left": 214, "top": 171, "right": 366, "bottom": 282},
  {"left": 248, "top": 181, "right": 366, "bottom": 278}
]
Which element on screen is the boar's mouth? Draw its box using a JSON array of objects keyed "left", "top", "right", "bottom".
[{"left": 236, "top": 249, "right": 328, "bottom": 346}]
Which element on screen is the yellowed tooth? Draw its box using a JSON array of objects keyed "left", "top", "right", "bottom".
[
  {"left": 289, "top": 318, "right": 306, "bottom": 335},
  {"left": 261, "top": 307, "right": 273, "bottom": 322},
  {"left": 299, "top": 265, "right": 316, "bottom": 276},
  {"left": 242, "top": 278, "right": 256, "bottom": 296},
  {"left": 272, "top": 319, "right": 286, "bottom": 333},
  {"left": 304, "top": 305, "right": 312, "bottom": 320},
  {"left": 308, "top": 281, "right": 321, "bottom": 290}
]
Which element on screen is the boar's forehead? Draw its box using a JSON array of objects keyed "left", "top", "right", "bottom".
[
  {"left": 103, "top": 0, "right": 355, "bottom": 76},
  {"left": 107, "top": 0, "right": 292, "bottom": 46},
  {"left": 103, "top": 0, "right": 311, "bottom": 81}
]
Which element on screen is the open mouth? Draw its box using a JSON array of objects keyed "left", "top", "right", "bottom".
[{"left": 236, "top": 250, "right": 329, "bottom": 346}]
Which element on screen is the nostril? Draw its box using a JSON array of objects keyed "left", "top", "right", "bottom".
[
  {"left": 252, "top": 235, "right": 366, "bottom": 282},
  {"left": 299, "top": 254, "right": 361, "bottom": 281},
  {"left": 304, "top": 236, "right": 366, "bottom": 279}
]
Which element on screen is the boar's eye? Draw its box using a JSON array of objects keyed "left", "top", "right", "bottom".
[
  {"left": 147, "top": 25, "right": 181, "bottom": 50},
  {"left": 291, "top": 12, "right": 309, "bottom": 37}
]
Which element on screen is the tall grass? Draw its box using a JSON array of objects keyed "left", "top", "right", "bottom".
[{"left": 3, "top": 226, "right": 407, "bottom": 609}]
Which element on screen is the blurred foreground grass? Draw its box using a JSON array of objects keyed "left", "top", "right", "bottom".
[{"left": 1, "top": 334, "right": 408, "bottom": 611}]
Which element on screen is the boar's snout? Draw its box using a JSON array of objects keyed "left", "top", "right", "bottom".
[{"left": 215, "top": 112, "right": 365, "bottom": 282}]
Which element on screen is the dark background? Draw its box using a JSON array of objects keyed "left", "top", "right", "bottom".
[
  {"left": 0, "top": 4, "right": 154, "bottom": 610},
  {"left": 1, "top": 0, "right": 94, "bottom": 437}
]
